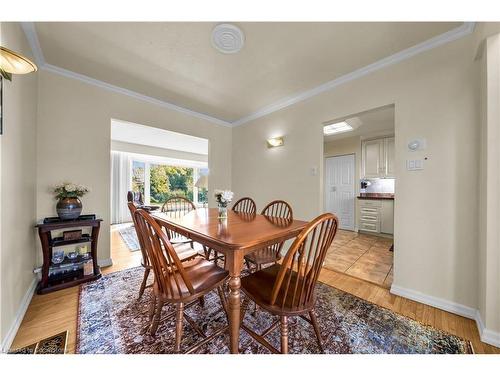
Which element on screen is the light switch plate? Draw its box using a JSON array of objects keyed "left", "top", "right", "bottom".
[{"left": 407, "top": 159, "right": 424, "bottom": 171}]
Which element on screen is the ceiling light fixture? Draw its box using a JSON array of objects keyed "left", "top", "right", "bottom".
[
  {"left": 0, "top": 46, "right": 38, "bottom": 81},
  {"left": 211, "top": 24, "right": 245, "bottom": 54},
  {"left": 323, "top": 121, "right": 354, "bottom": 136}
]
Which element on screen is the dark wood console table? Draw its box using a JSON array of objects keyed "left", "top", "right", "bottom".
[{"left": 35, "top": 215, "right": 102, "bottom": 294}]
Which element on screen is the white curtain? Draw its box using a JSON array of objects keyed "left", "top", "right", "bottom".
[{"left": 111, "top": 151, "right": 132, "bottom": 224}]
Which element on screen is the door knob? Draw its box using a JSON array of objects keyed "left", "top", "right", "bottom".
[{"left": 331, "top": 186, "right": 337, "bottom": 192}]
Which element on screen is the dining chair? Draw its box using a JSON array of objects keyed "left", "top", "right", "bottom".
[
  {"left": 161, "top": 196, "right": 197, "bottom": 247},
  {"left": 204, "top": 196, "right": 258, "bottom": 265},
  {"left": 134, "top": 209, "right": 230, "bottom": 353},
  {"left": 240, "top": 212, "right": 339, "bottom": 353},
  {"left": 127, "top": 202, "right": 199, "bottom": 299},
  {"left": 231, "top": 197, "right": 257, "bottom": 214},
  {"left": 244, "top": 200, "right": 293, "bottom": 272}
]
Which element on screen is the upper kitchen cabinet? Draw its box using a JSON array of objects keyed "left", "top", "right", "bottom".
[{"left": 362, "top": 136, "right": 395, "bottom": 178}]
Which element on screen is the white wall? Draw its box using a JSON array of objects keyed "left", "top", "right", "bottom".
[
  {"left": 477, "top": 30, "right": 500, "bottom": 344},
  {"left": 111, "top": 140, "right": 208, "bottom": 163},
  {"left": 0, "top": 23, "right": 38, "bottom": 350},
  {"left": 36, "top": 70, "right": 232, "bottom": 266},
  {"left": 232, "top": 31, "right": 480, "bottom": 312}
]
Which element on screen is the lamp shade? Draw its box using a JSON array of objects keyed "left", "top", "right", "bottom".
[
  {"left": 0, "top": 46, "right": 38, "bottom": 75},
  {"left": 195, "top": 175, "right": 208, "bottom": 189}
]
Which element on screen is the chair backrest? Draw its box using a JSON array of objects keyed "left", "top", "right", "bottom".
[
  {"left": 270, "top": 213, "right": 338, "bottom": 310},
  {"left": 161, "top": 196, "right": 196, "bottom": 217},
  {"left": 161, "top": 196, "right": 196, "bottom": 240},
  {"left": 134, "top": 209, "right": 195, "bottom": 299},
  {"left": 127, "top": 191, "right": 144, "bottom": 205},
  {"left": 231, "top": 197, "right": 257, "bottom": 214},
  {"left": 127, "top": 202, "right": 150, "bottom": 267},
  {"left": 261, "top": 200, "right": 293, "bottom": 221},
  {"left": 260, "top": 200, "right": 294, "bottom": 255}
]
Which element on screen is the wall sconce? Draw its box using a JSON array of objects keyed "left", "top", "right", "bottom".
[
  {"left": 267, "top": 136, "right": 284, "bottom": 148},
  {"left": 0, "top": 46, "right": 38, "bottom": 81},
  {"left": 0, "top": 46, "right": 38, "bottom": 135}
]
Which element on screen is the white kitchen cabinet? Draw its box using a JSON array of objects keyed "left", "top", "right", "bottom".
[
  {"left": 358, "top": 198, "right": 394, "bottom": 235},
  {"left": 361, "top": 136, "right": 395, "bottom": 178},
  {"left": 380, "top": 200, "right": 394, "bottom": 234},
  {"left": 384, "top": 137, "right": 395, "bottom": 178}
]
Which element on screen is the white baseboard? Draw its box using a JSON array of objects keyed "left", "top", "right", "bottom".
[
  {"left": 391, "top": 284, "right": 500, "bottom": 349},
  {"left": 1, "top": 277, "right": 37, "bottom": 353},
  {"left": 475, "top": 310, "right": 500, "bottom": 348},
  {"left": 390, "top": 284, "right": 477, "bottom": 319},
  {"left": 98, "top": 258, "right": 113, "bottom": 268}
]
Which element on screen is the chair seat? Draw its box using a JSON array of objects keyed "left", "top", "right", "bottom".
[
  {"left": 173, "top": 242, "right": 201, "bottom": 261},
  {"left": 241, "top": 264, "right": 313, "bottom": 315},
  {"left": 158, "top": 257, "right": 228, "bottom": 301},
  {"left": 169, "top": 236, "right": 193, "bottom": 245},
  {"left": 245, "top": 247, "right": 280, "bottom": 265}
]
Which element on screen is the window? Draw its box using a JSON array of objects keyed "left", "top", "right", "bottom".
[
  {"left": 131, "top": 161, "right": 145, "bottom": 196},
  {"left": 130, "top": 158, "right": 207, "bottom": 206}
]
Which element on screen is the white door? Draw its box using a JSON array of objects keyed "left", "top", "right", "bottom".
[{"left": 325, "top": 154, "right": 355, "bottom": 230}]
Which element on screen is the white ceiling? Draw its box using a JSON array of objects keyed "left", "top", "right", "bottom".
[
  {"left": 33, "top": 22, "right": 463, "bottom": 123},
  {"left": 324, "top": 105, "right": 395, "bottom": 142},
  {"left": 111, "top": 119, "right": 209, "bottom": 155}
]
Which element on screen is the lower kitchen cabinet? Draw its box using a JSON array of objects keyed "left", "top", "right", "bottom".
[{"left": 358, "top": 199, "right": 394, "bottom": 235}]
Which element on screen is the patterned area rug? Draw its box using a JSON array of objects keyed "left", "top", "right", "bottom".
[
  {"left": 118, "top": 226, "right": 140, "bottom": 252},
  {"left": 77, "top": 267, "right": 472, "bottom": 354},
  {"left": 10, "top": 331, "right": 68, "bottom": 354}
]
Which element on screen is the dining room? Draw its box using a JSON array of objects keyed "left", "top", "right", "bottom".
[{"left": 2, "top": 2, "right": 500, "bottom": 372}]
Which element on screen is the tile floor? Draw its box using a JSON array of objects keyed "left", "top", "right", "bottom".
[{"left": 324, "top": 230, "right": 393, "bottom": 288}]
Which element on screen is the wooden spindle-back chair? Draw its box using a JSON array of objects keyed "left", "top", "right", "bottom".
[
  {"left": 127, "top": 201, "right": 198, "bottom": 299},
  {"left": 244, "top": 200, "right": 293, "bottom": 271},
  {"left": 127, "top": 202, "right": 152, "bottom": 298},
  {"left": 231, "top": 197, "right": 257, "bottom": 214},
  {"left": 134, "top": 209, "right": 229, "bottom": 353},
  {"left": 161, "top": 196, "right": 196, "bottom": 246},
  {"left": 240, "top": 213, "right": 339, "bottom": 353}
]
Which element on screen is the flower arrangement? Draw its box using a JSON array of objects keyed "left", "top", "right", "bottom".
[
  {"left": 53, "top": 183, "right": 91, "bottom": 200},
  {"left": 214, "top": 189, "right": 234, "bottom": 208}
]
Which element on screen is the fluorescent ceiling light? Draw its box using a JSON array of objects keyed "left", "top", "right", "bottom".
[{"left": 323, "top": 121, "right": 353, "bottom": 135}]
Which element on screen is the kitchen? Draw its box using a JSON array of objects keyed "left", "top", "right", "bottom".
[{"left": 323, "top": 105, "right": 395, "bottom": 287}]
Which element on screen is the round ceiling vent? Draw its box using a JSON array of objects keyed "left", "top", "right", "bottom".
[{"left": 211, "top": 24, "right": 245, "bottom": 54}]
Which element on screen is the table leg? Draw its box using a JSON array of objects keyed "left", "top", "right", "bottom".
[
  {"left": 227, "top": 251, "right": 243, "bottom": 354},
  {"left": 228, "top": 274, "right": 241, "bottom": 354}
]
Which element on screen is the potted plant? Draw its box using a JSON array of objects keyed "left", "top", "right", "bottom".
[
  {"left": 53, "top": 183, "right": 90, "bottom": 220},
  {"left": 213, "top": 189, "right": 234, "bottom": 219}
]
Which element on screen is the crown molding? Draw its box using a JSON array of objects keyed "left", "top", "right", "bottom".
[
  {"left": 20, "top": 22, "right": 232, "bottom": 128},
  {"left": 232, "top": 22, "right": 476, "bottom": 126},
  {"left": 42, "top": 63, "right": 232, "bottom": 127},
  {"left": 20, "top": 22, "right": 45, "bottom": 65},
  {"left": 22, "top": 22, "right": 475, "bottom": 129}
]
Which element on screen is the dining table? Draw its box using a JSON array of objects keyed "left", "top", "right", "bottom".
[{"left": 152, "top": 207, "right": 308, "bottom": 353}]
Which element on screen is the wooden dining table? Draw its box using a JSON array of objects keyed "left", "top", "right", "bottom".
[{"left": 152, "top": 207, "right": 308, "bottom": 353}]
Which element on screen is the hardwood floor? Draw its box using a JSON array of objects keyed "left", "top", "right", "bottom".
[{"left": 10, "top": 225, "right": 500, "bottom": 354}]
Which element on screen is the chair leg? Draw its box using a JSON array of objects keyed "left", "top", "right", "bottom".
[
  {"left": 280, "top": 316, "right": 289, "bottom": 354},
  {"left": 138, "top": 267, "right": 150, "bottom": 299},
  {"left": 309, "top": 310, "right": 324, "bottom": 353},
  {"left": 150, "top": 300, "right": 164, "bottom": 336},
  {"left": 174, "top": 302, "right": 184, "bottom": 353},
  {"left": 198, "top": 296, "right": 205, "bottom": 308}
]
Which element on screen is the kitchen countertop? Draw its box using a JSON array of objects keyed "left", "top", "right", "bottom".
[{"left": 357, "top": 193, "right": 395, "bottom": 200}]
